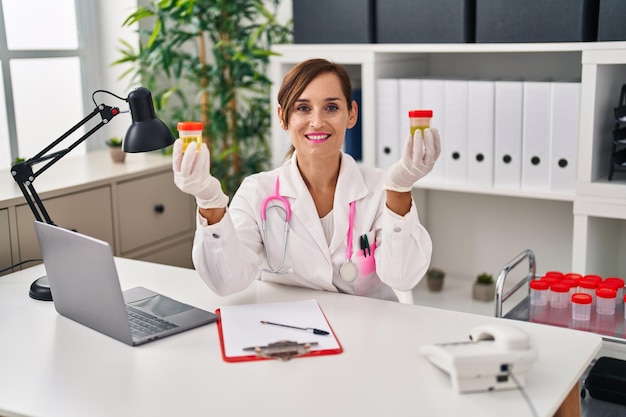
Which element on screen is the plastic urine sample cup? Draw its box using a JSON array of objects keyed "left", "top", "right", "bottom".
[
  {"left": 564, "top": 273, "right": 582, "bottom": 290},
  {"left": 540, "top": 275, "right": 561, "bottom": 286},
  {"left": 177, "top": 121, "right": 203, "bottom": 153},
  {"left": 564, "top": 272, "right": 582, "bottom": 280},
  {"left": 530, "top": 279, "right": 549, "bottom": 306},
  {"left": 571, "top": 293, "right": 592, "bottom": 321},
  {"left": 544, "top": 271, "right": 565, "bottom": 279},
  {"left": 604, "top": 277, "right": 625, "bottom": 304},
  {"left": 578, "top": 278, "right": 599, "bottom": 304},
  {"left": 550, "top": 283, "right": 570, "bottom": 309},
  {"left": 561, "top": 278, "right": 578, "bottom": 296},
  {"left": 584, "top": 274, "right": 603, "bottom": 285},
  {"left": 596, "top": 287, "right": 617, "bottom": 315},
  {"left": 408, "top": 110, "right": 432, "bottom": 136}
]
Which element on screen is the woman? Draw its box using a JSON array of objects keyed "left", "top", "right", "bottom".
[{"left": 172, "top": 58, "right": 441, "bottom": 301}]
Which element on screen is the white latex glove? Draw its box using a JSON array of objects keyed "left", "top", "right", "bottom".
[
  {"left": 385, "top": 128, "right": 441, "bottom": 192},
  {"left": 172, "top": 139, "right": 229, "bottom": 209}
]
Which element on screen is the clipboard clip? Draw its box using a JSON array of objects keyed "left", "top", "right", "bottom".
[{"left": 243, "top": 340, "right": 319, "bottom": 361}]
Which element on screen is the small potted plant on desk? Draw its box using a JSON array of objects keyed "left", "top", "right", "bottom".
[
  {"left": 106, "top": 137, "right": 125, "bottom": 163},
  {"left": 472, "top": 272, "right": 495, "bottom": 302},
  {"left": 426, "top": 268, "right": 445, "bottom": 292}
]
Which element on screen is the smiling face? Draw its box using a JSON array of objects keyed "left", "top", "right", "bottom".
[{"left": 280, "top": 72, "right": 357, "bottom": 162}]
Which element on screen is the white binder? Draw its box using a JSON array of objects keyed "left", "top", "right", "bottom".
[
  {"left": 467, "top": 80, "right": 495, "bottom": 187},
  {"left": 549, "top": 82, "right": 580, "bottom": 193},
  {"left": 522, "top": 82, "right": 551, "bottom": 192},
  {"left": 494, "top": 81, "right": 524, "bottom": 190},
  {"left": 443, "top": 80, "right": 469, "bottom": 184},
  {"left": 420, "top": 78, "right": 445, "bottom": 184},
  {"left": 376, "top": 79, "right": 400, "bottom": 170}
]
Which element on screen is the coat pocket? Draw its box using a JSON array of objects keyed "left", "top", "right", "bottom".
[{"left": 354, "top": 241, "right": 379, "bottom": 296}]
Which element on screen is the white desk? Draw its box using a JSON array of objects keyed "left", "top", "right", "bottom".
[{"left": 0, "top": 259, "right": 602, "bottom": 417}]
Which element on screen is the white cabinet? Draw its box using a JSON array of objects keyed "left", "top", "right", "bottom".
[
  {"left": 15, "top": 186, "right": 115, "bottom": 262},
  {"left": 574, "top": 48, "right": 626, "bottom": 277},
  {"left": 0, "top": 209, "right": 12, "bottom": 276},
  {"left": 0, "top": 151, "right": 195, "bottom": 271},
  {"left": 117, "top": 171, "right": 194, "bottom": 255},
  {"left": 116, "top": 170, "right": 195, "bottom": 267},
  {"left": 269, "top": 42, "right": 626, "bottom": 281},
  {"left": 134, "top": 239, "right": 193, "bottom": 269}
]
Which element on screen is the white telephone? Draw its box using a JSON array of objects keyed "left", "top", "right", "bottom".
[{"left": 419, "top": 323, "right": 538, "bottom": 393}]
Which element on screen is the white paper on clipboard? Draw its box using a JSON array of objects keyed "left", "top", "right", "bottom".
[{"left": 218, "top": 299, "right": 341, "bottom": 358}]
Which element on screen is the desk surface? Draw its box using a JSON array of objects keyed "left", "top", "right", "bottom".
[{"left": 0, "top": 259, "right": 602, "bottom": 417}]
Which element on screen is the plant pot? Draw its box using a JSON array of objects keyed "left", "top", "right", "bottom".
[
  {"left": 472, "top": 282, "right": 495, "bottom": 302},
  {"left": 427, "top": 277, "right": 444, "bottom": 292},
  {"left": 109, "top": 147, "right": 125, "bottom": 163}
]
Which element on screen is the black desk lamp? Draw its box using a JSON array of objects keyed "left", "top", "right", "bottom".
[{"left": 10, "top": 87, "right": 175, "bottom": 301}]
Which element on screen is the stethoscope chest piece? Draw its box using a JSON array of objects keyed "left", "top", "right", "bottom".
[
  {"left": 339, "top": 200, "right": 359, "bottom": 282},
  {"left": 339, "top": 261, "right": 358, "bottom": 282}
]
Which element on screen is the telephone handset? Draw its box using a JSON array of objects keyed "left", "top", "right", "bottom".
[
  {"left": 468, "top": 323, "right": 531, "bottom": 350},
  {"left": 420, "top": 323, "right": 538, "bottom": 393}
]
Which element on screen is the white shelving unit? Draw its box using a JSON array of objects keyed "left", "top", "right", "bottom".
[{"left": 269, "top": 42, "right": 626, "bottom": 283}]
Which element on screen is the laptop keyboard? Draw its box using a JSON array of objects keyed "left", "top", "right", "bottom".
[{"left": 127, "top": 307, "right": 179, "bottom": 339}]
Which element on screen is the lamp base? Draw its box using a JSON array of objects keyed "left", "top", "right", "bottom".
[{"left": 29, "top": 276, "right": 53, "bottom": 301}]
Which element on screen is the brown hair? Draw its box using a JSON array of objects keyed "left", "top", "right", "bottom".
[{"left": 277, "top": 58, "right": 353, "bottom": 159}]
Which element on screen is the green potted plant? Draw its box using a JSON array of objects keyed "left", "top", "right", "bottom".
[
  {"left": 106, "top": 137, "right": 125, "bottom": 163},
  {"left": 472, "top": 272, "right": 495, "bottom": 302},
  {"left": 114, "top": 0, "right": 292, "bottom": 197},
  {"left": 426, "top": 268, "right": 446, "bottom": 292}
]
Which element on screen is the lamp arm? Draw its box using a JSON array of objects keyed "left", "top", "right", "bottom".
[{"left": 10, "top": 103, "right": 121, "bottom": 225}]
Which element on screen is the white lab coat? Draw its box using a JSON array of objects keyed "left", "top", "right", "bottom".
[{"left": 192, "top": 152, "right": 432, "bottom": 300}]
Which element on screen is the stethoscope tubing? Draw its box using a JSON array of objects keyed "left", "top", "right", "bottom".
[
  {"left": 262, "top": 176, "right": 291, "bottom": 273},
  {"left": 261, "top": 174, "right": 357, "bottom": 281},
  {"left": 261, "top": 176, "right": 291, "bottom": 222}
]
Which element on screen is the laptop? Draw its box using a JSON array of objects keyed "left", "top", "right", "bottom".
[{"left": 33, "top": 221, "right": 218, "bottom": 346}]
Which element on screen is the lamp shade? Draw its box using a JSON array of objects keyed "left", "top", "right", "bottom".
[{"left": 123, "top": 87, "right": 175, "bottom": 153}]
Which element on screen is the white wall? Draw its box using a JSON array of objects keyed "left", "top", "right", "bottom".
[
  {"left": 97, "top": 0, "right": 140, "bottom": 95},
  {"left": 89, "top": 0, "right": 140, "bottom": 148},
  {"left": 276, "top": 0, "right": 293, "bottom": 24}
]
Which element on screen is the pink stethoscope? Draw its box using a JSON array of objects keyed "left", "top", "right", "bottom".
[{"left": 261, "top": 176, "right": 358, "bottom": 282}]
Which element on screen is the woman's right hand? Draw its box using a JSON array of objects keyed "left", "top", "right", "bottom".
[
  {"left": 384, "top": 128, "right": 441, "bottom": 192},
  {"left": 172, "top": 139, "right": 229, "bottom": 209}
]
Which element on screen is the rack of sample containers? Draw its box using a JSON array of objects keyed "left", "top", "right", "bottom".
[{"left": 497, "top": 250, "right": 626, "bottom": 344}]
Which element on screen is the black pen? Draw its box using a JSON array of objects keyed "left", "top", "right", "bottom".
[
  {"left": 260, "top": 320, "right": 330, "bottom": 335},
  {"left": 360, "top": 234, "right": 371, "bottom": 257},
  {"left": 363, "top": 234, "right": 371, "bottom": 256},
  {"left": 359, "top": 235, "right": 367, "bottom": 258}
]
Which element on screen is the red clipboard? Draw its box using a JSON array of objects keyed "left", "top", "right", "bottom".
[{"left": 215, "top": 300, "right": 343, "bottom": 363}]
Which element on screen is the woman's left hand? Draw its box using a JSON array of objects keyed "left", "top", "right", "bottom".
[{"left": 384, "top": 128, "right": 441, "bottom": 192}]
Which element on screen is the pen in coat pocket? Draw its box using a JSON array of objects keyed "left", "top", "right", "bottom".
[
  {"left": 260, "top": 320, "right": 329, "bottom": 335},
  {"left": 359, "top": 234, "right": 371, "bottom": 257}
]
